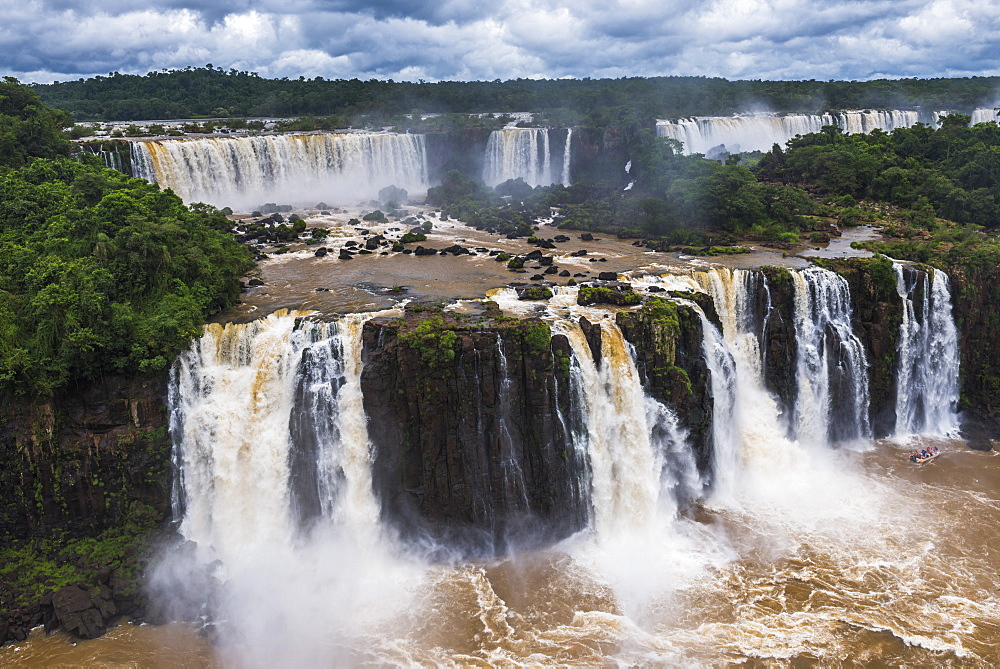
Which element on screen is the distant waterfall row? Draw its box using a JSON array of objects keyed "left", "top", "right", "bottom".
[
  {"left": 482, "top": 128, "right": 572, "bottom": 188},
  {"left": 656, "top": 109, "right": 999, "bottom": 155},
  {"left": 131, "top": 132, "right": 429, "bottom": 209}
]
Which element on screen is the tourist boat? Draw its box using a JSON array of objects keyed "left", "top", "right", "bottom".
[{"left": 909, "top": 448, "right": 941, "bottom": 464}]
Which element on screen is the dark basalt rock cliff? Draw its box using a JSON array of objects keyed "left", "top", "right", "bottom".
[
  {"left": 616, "top": 299, "right": 715, "bottom": 480},
  {"left": 949, "top": 264, "right": 1000, "bottom": 428},
  {"left": 0, "top": 375, "right": 172, "bottom": 540},
  {"left": 0, "top": 375, "right": 173, "bottom": 645},
  {"left": 361, "top": 308, "right": 588, "bottom": 557},
  {"left": 755, "top": 267, "right": 798, "bottom": 428}
]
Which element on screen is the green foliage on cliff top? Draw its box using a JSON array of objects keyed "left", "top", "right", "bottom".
[
  {"left": 0, "top": 78, "right": 73, "bottom": 169},
  {"left": 399, "top": 316, "right": 459, "bottom": 367},
  {"left": 577, "top": 285, "right": 641, "bottom": 306},
  {"left": 522, "top": 322, "right": 551, "bottom": 356},
  {"left": 0, "top": 91, "right": 255, "bottom": 395}
]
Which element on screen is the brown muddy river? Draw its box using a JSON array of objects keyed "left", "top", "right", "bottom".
[
  {"left": 4, "top": 444, "right": 998, "bottom": 667},
  {"left": 219, "top": 207, "right": 814, "bottom": 320}
]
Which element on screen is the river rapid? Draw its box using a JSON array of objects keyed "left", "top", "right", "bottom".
[{"left": 4, "top": 442, "right": 998, "bottom": 666}]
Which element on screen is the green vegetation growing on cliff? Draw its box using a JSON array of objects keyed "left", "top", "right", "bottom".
[
  {"left": 399, "top": 316, "right": 459, "bottom": 367},
  {"left": 0, "top": 80, "right": 255, "bottom": 395},
  {"left": 0, "top": 501, "right": 159, "bottom": 609}
]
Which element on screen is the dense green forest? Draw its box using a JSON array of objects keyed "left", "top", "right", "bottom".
[
  {"left": 758, "top": 114, "right": 1000, "bottom": 227},
  {"left": 31, "top": 66, "right": 1000, "bottom": 122},
  {"left": 0, "top": 79, "right": 254, "bottom": 396}
]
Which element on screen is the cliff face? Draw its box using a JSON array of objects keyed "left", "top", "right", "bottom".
[
  {"left": 361, "top": 309, "right": 588, "bottom": 556},
  {"left": 423, "top": 128, "right": 492, "bottom": 186},
  {"left": 0, "top": 374, "right": 172, "bottom": 645},
  {"left": 950, "top": 264, "right": 1000, "bottom": 426},
  {"left": 570, "top": 126, "right": 630, "bottom": 186},
  {"left": 0, "top": 375, "right": 172, "bottom": 540}
]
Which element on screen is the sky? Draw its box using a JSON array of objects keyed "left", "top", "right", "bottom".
[{"left": 2, "top": 0, "right": 999, "bottom": 84}]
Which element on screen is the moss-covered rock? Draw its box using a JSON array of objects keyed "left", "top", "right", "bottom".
[{"left": 578, "top": 284, "right": 641, "bottom": 306}]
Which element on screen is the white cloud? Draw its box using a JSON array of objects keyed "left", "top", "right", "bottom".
[{"left": 1, "top": 0, "right": 998, "bottom": 83}]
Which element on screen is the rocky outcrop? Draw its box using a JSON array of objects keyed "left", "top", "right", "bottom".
[
  {"left": 756, "top": 267, "right": 798, "bottom": 427},
  {"left": 361, "top": 307, "right": 588, "bottom": 557},
  {"left": 616, "top": 299, "right": 715, "bottom": 479}
]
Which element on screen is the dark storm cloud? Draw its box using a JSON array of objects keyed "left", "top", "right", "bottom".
[{"left": 2, "top": 0, "right": 998, "bottom": 84}]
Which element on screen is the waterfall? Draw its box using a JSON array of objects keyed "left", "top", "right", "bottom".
[
  {"left": 483, "top": 128, "right": 566, "bottom": 188},
  {"left": 555, "top": 318, "right": 695, "bottom": 533},
  {"left": 791, "top": 267, "right": 871, "bottom": 446},
  {"left": 131, "top": 132, "right": 429, "bottom": 208},
  {"left": 86, "top": 145, "right": 123, "bottom": 172},
  {"left": 971, "top": 108, "right": 998, "bottom": 124},
  {"left": 694, "top": 269, "right": 805, "bottom": 494},
  {"left": 169, "top": 309, "right": 382, "bottom": 562},
  {"left": 496, "top": 334, "right": 530, "bottom": 513},
  {"left": 696, "top": 310, "right": 740, "bottom": 498},
  {"left": 893, "top": 263, "right": 961, "bottom": 437},
  {"left": 657, "top": 110, "right": 924, "bottom": 155},
  {"left": 562, "top": 128, "right": 572, "bottom": 186}
]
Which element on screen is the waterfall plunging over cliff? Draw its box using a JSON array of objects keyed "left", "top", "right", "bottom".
[
  {"left": 557, "top": 318, "right": 696, "bottom": 533},
  {"left": 971, "top": 108, "right": 999, "bottom": 125},
  {"left": 169, "top": 310, "right": 382, "bottom": 561},
  {"left": 146, "top": 259, "right": 996, "bottom": 665},
  {"left": 562, "top": 128, "right": 573, "bottom": 186},
  {"left": 792, "top": 267, "right": 871, "bottom": 446},
  {"left": 893, "top": 263, "right": 961, "bottom": 437},
  {"left": 656, "top": 110, "right": 924, "bottom": 155},
  {"left": 483, "top": 128, "right": 571, "bottom": 187},
  {"left": 131, "top": 132, "right": 428, "bottom": 208}
]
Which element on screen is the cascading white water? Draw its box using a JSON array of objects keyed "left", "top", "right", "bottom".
[
  {"left": 695, "top": 269, "right": 806, "bottom": 496},
  {"left": 937, "top": 109, "right": 998, "bottom": 126},
  {"left": 483, "top": 128, "right": 568, "bottom": 188},
  {"left": 657, "top": 110, "right": 924, "bottom": 154},
  {"left": 893, "top": 263, "right": 961, "bottom": 437},
  {"left": 169, "top": 309, "right": 382, "bottom": 561},
  {"left": 557, "top": 319, "right": 670, "bottom": 532},
  {"left": 131, "top": 132, "right": 428, "bottom": 208},
  {"left": 87, "top": 146, "right": 123, "bottom": 172},
  {"left": 496, "top": 335, "right": 530, "bottom": 511},
  {"left": 561, "top": 128, "right": 572, "bottom": 186},
  {"left": 970, "top": 108, "right": 998, "bottom": 125},
  {"left": 166, "top": 308, "right": 430, "bottom": 667},
  {"left": 792, "top": 267, "right": 871, "bottom": 446},
  {"left": 696, "top": 309, "right": 741, "bottom": 498}
]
